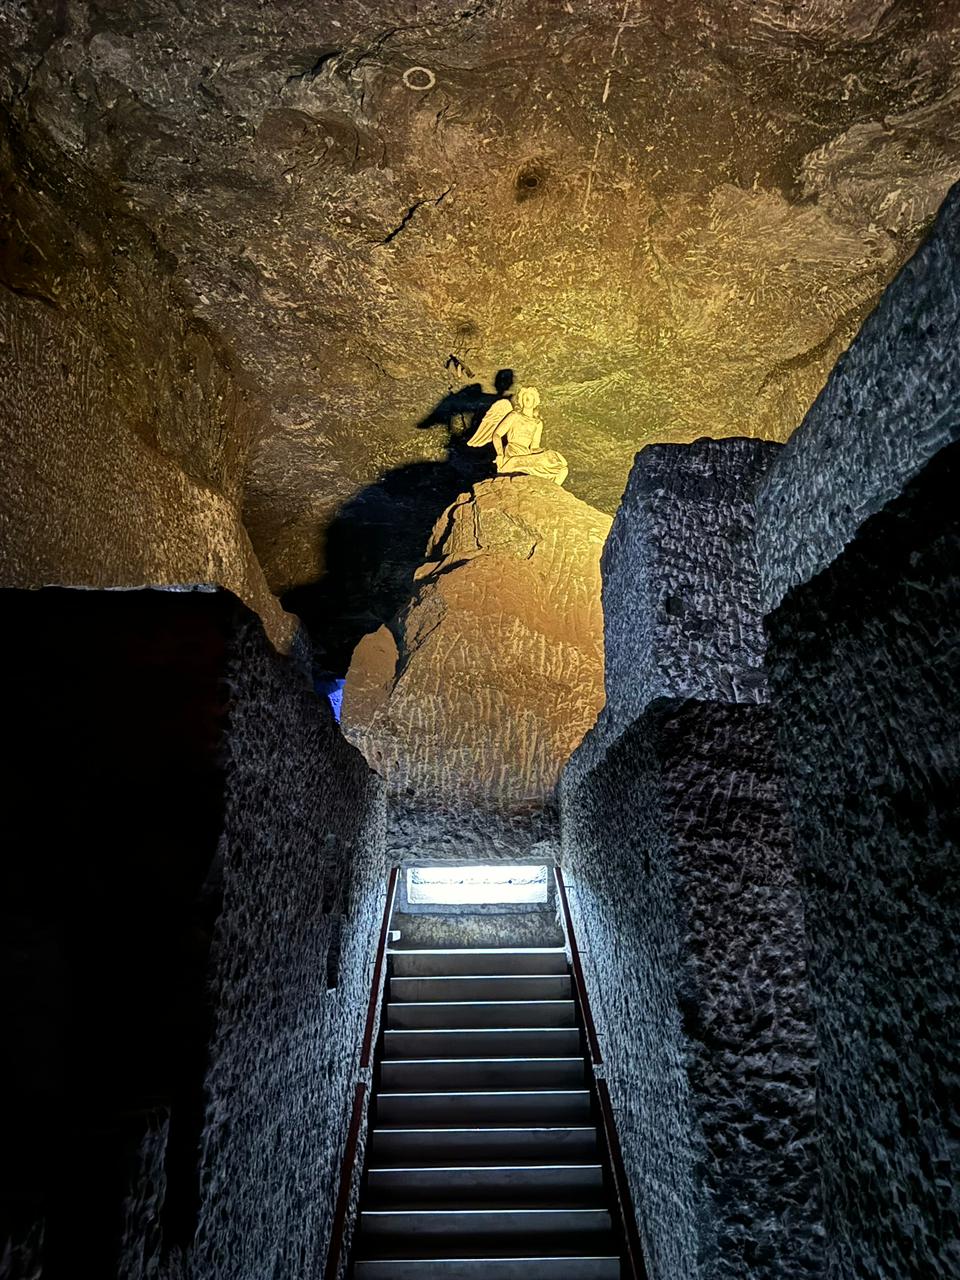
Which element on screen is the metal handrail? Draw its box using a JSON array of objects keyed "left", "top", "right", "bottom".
[
  {"left": 554, "top": 866, "right": 648, "bottom": 1280},
  {"left": 360, "top": 866, "right": 400, "bottom": 1068},
  {"left": 324, "top": 865, "right": 400, "bottom": 1280}
]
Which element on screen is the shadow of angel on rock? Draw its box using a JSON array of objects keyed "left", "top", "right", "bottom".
[{"left": 283, "top": 369, "right": 515, "bottom": 676}]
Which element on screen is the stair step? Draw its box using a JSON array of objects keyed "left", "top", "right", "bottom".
[
  {"left": 387, "top": 1001, "right": 576, "bottom": 1030},
  {"left": 380, "top": 1058, "right": 586, "bottom": 1090},
  {"left": 353, "top": 1255, "right": 621, "bottom": 1279},
  {"left": 371, "top": 1127, "right": 599, "bottom": 1162},
  {"left": 390, "top": 949, "right": 568, "bottom": 978},
  {"left": 360, "top": 1208, "right": 613, "bottom": 1240},
  {"left": 376, "top": 1090, "right": 592, "bottom": 1125},
  {"left": 366, "top": 1164, "right": 605, "bottom": 1204},
  {"left": 354, "top": 946, "right": 623, "bottom": 1280},
  {"left": 390, "top": 975, "right": 572, "bottom": 1002},
  {"left": 384, "top": 1028, "right": 581, "bottom": 1059}
]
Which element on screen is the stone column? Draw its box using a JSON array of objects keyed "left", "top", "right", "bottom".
[
  {"left": 561, "top": 438, "right": 824, "bottom": 1280},
  {"left": 756, "top": 183, "right": 960, "bottom": 1279}
]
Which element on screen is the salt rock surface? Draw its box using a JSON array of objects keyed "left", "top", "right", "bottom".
[{"left": 342, "top": 475, "right": 611, "bottom": 811}]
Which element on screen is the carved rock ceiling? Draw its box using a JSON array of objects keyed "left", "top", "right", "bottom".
[{"left": 3, "top": 0, "right": 960, "bottom": 599}]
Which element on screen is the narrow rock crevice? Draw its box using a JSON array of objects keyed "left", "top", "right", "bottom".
[{"left": 380, "top": 188, "right": 451, "bottom": 244}]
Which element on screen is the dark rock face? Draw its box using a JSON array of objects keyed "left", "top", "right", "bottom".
[
  {"left": 599, "top": 437, "right": 778, "bottom": 728},
  {"left": 193, "top": 612, "right": 386, "bottom": 1280},
  {"left": 383, "top": 797, "right": 559, "bottom": 868},
  {"left": 653, "top": 703, "right": 821, "bottom": 1278},
  {"left": 0, "top": 589, "right": 233, "bottom": 1280},
  {"left": 755, "top": 190, "right": 960, "bottom": 1276},
  {"left": 3, "top": 3, "right": 960, "bottom": 605},
  {"left": 0, "top": 589, "right": 385, "bottom": 1280},
  {"left": 561, "top": 438, "right": 821, "bottom": 1279},
  {"left": 766, "top": 444, "right": 960, "bottom": 1280},
  {"left": 564, "top": 194, "right": 960, "bottom": 1279},
  {"left": 756, "top": 180, "right": 960, "bottom": 613},
  {"left": 390, "top": 911, "right": 562, "bottom": 950},
  {"left": 566, "top": 702, "right": 822, "bottom": 1280}
]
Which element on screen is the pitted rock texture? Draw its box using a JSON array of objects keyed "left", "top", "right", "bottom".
[
  {"left": 766, "top": 443, "right": 960, "bottom": 1280},
  {"left": 342, "top": 475, "right": 610, "bottom": 817},
  {"left": 559, "top": 433, "right": 821, "bottom": 1277},
  {"left": 562, "top": 719, "right": 702, "bottom": 1280},
  {"left": 0, "top": 590, "right": 385, "bottom": 1280},
  {"left": 119, "top": 1110, "right": 186, "bottom": 1280},
  {"left": 561, "top": 701, "right": 822, "bottom": 1280},
  {"left": 0, "top": 129, "right": 296, "bottom": 650},
  {"left": 193, "top": 614, "right": 386, "bottom": 1280},
  {"left": 601, "top": 437, "right": 778, "bottom": 723},
  {"left": 3, "top": 3, "right": 960, "bottom": 598},
  {"left": 756, "top": 179, "right": 960, "bottom": 613},
  {"left": 1, "top": 589, "right": 236, "bottom": 1280},
  {"left": 383, "top": 795, "right": 559, "bottom": 867}
]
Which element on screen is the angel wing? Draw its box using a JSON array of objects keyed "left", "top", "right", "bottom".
[{"left": 466, "top": 397, "right": 513, "bottom": 448}]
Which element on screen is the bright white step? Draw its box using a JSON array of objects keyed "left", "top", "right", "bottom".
[
  {"left": 380, "top": 1058, "right": 586, "bottom": 1090},
  {"left": 353, "top": 1257, "right": 621, "bottom": 1279},
  {"left": 376, "top": 1090, "right": 592, "bottom": 1125},
  {"left": 383, "top": 1028, "right": 581, "bottom": 1059},
  {"left": 390, "top": 948, "right": 568, "bottom": 978},
  {"left": 387, "top": 1001, "right": 576, "bottom": 1030}
]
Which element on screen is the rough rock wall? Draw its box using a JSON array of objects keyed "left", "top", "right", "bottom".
[
  {"left": 0, "top": 589, "right": 234, "bottom": 1280},
  {"left": 751, "top": 184, "right": 960, "bottom": 1278},
  {"left": 343, "top": 474, "right": 609, "bottom": 860},
  {"left": 756, "top": 180, "right": 960, "bottom": 612},
  {"left": 0, "top": 123, "right": 294, "bottom": 649},
  {"left": 560, "top": 438, "right": 823, "bottom": 1279},
  {"left": 0, "top": 589, "right": 385, "bottom": 1280},
  {"left": 600, "top": 437, "right": 778, "bottom": 728},
  {"left": 192, "top": 613, "right": 386, "bottom": 1280},
  {"left": 566, "top": 704, "right": 821, "bottom": 1280},
  {"left": 562, "top": 718, "right": 699, "bottom": 1280},
  {"left": 766, "top": 443, "right": 960, "bottom": 1280}
]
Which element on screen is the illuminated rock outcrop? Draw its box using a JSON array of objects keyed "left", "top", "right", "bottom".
[{"left": 342, "top": 475, "right": 610, "bottom": 841}]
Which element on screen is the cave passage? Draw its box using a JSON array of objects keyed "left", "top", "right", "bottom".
[{"left": 1, "top": 4, "right": 958, "bottom": 1278}]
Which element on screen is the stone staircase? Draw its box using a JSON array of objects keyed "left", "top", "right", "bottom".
[{"left": 350, "top": 945, "right": 625, "bottom": 1279}]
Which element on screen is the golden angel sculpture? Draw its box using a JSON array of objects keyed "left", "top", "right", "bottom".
[{"left": 466, "top": 386, "right": 568, "bottom": 486}]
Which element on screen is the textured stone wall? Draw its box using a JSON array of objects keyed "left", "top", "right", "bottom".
[
  {"left": 565, "top": 704, "right": 821, "bottom": 1280},
  {"left": 766, "top": 443, "right": 960, "bottom": 1279},
  {"left": 0, "top": 589, "right": 385, "bottom": 1280},
  {"left": 193, "top": 611, "right": 386, "bottom": 1280},
  {"left": 561, "top": 438, "right": 823, "bottom": 1280},
  {"left": 563, "top": 181, "right": 960, "bottom": 1278},
  {"left": 756, "top": 180, "right": 960, "bottom": 613},
  {"left": 600, "top": 437, "right": 778, "bottom": 725},
  {"left": 562, "top": 718, "right": 698, "bottom": 1280}
]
